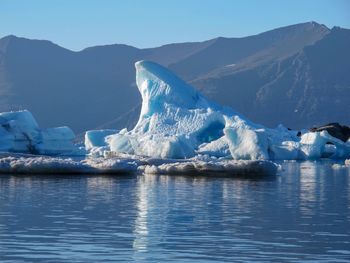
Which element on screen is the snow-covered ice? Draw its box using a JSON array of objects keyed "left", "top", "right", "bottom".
[{"left": 0, "top": 110, "right": 78, "bottom": 155}]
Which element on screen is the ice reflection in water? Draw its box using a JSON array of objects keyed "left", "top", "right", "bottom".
[
  {"left": 0, "top": 161, "right": 349, "bottom": 262},
  {"left": 133, "top": 176, "right": 149, "bottom": 254}
]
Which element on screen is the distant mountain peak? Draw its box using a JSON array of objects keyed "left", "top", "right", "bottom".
[
  {"left": 262, "top": 21, "right": 329, "bottom": 36},
  {"left": 0, "top": 21, "right": 331, "bottom": 55},
  {"left": 1, "top": 35, "right": 18, "bottom": 40},
  {"left": 308, "top": 21, "right": 324, "bottom": 26},
  {"left": 0, "top": 35, "right": 19, "bottom": 52},
  {"left": 81, "top": 43, "right": 141, "bottom": 53},
  {"left": 0, "top": 34, "right": 71, "bottom": 54}
]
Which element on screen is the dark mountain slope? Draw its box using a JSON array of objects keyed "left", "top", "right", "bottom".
[
  {"left": 169, "top": 22, "right": 329, "bottom": 80},
  {"left": 193, "top": 27, "right": 350, "bottom": 129},
  {"left": 0, "top": 36, "right": 144, "bottom": 132},
  {"left": 143, "top": 39, "right": 216, "bottom": 66}
]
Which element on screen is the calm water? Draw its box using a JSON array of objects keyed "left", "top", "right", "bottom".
[{"left": 0, "top": 161, "right": 349, "bottom": 262}]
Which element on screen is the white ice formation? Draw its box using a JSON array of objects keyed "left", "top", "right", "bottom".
[
  {"left": 86, "top": 61, "right": 350, "bottom": 160},
  {"left": 0, "top": 110, "right": 77, "bottom": 155}
]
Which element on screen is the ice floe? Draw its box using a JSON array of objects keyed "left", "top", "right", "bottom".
[{"left": 0, "top": 152, "right": 278, "bottom": 176}]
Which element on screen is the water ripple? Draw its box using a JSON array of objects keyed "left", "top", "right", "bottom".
[{"left": 0, "top": 161, "right": 349, "bottom": 262}]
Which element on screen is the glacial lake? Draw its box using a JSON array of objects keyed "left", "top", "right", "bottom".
[{"left": 0, "top": 161, "right": 349, "bottom": 262}]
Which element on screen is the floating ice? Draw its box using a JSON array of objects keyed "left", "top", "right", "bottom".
[
  {"left": 90, "top": 61, "right": 350, "bottom": 160},
  {"left": 0, "top": 152, "right": 278, "bottom": 176},
  {"left": 85, "top": 129, "right": 118, "bottom": 150},
  {"left": 0, "top": 110, "right": 78, "bottom": 155}
]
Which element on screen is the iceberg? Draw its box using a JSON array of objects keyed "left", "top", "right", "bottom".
[
  {"left": 90, "top": 61, "right": 350, "bottom": 160},
  {"left": 105, "top": 60, "right": 270, "bottom": 159},
  {"left": 0, "top": 110, "right": 78, "bottom": 155}
]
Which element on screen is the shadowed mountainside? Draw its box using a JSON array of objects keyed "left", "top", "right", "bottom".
[{"left": 193, "top": 26, "right": 350, "bottom": 129}]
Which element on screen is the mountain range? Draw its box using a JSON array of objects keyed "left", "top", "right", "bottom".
[{"left": 0, "top": 21, "right": 349, "bottom": 135}]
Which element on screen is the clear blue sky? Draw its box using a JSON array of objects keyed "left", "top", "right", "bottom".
[{"left": 1, "top": 0, "right": 349, "bottom": 51}]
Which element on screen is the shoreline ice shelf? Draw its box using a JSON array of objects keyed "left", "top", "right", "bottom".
[{"left": 86, "top": 61, "right": 350, "bottom": 160}]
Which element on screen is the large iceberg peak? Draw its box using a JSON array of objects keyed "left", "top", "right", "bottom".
[
  {"left": 105, "top": 60, "right": 266, "bottom": 159},
  {"left": 135, "top": 61, "right": 208, "bottom": 119}
]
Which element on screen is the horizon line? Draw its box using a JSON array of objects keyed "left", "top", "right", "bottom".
[{"left": 1, "top": 20, "right": 344, "bottom": 52}]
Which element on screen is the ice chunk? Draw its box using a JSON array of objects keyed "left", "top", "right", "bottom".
[
  {"left": 85, "top": 129, "right": 117, "bottom": 150},
  {"left": 268, "top": 141, "right": 300, "bottom": 160},
  {"left": 197, "top": 136, "right": 231, "bottom": 158},
  {"left": 300, "top": 131, "right": 350, "bottom": 159},
  {"left": 108, "top": 133, "right": 135, "bottom": 155},
  {"left": 225, "top": 127, "right": 269, "bottom": 160},
  {"left": 0, "top": 110, "right": 78, "bottom": 155}
]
